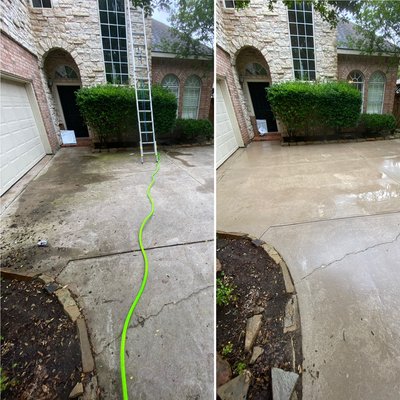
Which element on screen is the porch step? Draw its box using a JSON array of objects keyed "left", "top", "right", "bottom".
[{"left": 253, "top": 132, "right": 282, "bottom": 142}]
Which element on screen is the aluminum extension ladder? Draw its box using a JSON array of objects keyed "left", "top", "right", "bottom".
[{"left": 126, "top": 3, "right": 158, "bottom": 163}]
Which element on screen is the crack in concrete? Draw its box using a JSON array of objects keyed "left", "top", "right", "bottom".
[
  {"left": 300, "top": 231, "right": 400, "bottom": 282},
  {"left": 94, "top": 284, "right": 213, "bottom": 357}
]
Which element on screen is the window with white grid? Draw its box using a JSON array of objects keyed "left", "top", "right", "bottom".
[
  {"left": 367, "top": 71, "right": 386, "bottom": 114},
  {"left": 347, "top": 70, "right": 364, "bottom": 108},
  {"left": 288, "top": 1, "right": 316, "bottom": 81},
  {"left": 98, "top": 0, "right": 128, "bottom": 84},
  {"left": 182, "top": 75, "right": 201, "bottom": 119},
  {"left": 162, "top": 74, "right": 180, "bottom": 99},
  {"left": 32, "top": 0, "right": 51, "bottom": 7},
  {"left": 224, "top": 1, "right": 250, "bottom": 8}
]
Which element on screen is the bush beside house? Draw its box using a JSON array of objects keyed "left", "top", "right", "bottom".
[
  {"left": 76, "top": 84, "right": 177, "bottom": 146},
  {"left": 267, "top": 81, "right": 362, "bottom": 139},
  {"left": 359, "top": 113, "right": 397, "bottom": 136},
  {"left": 174, "top": 119, "right": 213, "bottom": 143}
]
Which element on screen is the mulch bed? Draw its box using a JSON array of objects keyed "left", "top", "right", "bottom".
[
  {"left": 1, "top": 278, "right": 82, "bottom": 399},
  {"left": 217, "top": 235, "right": 302, "bottom": 400}
]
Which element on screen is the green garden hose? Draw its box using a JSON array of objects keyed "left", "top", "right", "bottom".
[{"left": 120, "top": 154, "right": 161, "bottom": 399}]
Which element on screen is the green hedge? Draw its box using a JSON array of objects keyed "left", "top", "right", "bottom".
[
  {"left": 76, "top": 84, "right": 177, "bottom": 145},
  {"left": 267, "top": 81, "right": 362, "bottom": 136},
  {"left": 174, "top": 119, "right": 213, "bottom": 142},
  {"left": 359, "top": 113, "right": 396, "bottom": 135}
]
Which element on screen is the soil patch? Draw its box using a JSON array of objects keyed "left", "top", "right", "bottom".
[
  {"left": 217, "top": 235, "right": 302, "bottom": 400},
  {"left": 1, "top": 278, "right": 82, "bottom": 399}
]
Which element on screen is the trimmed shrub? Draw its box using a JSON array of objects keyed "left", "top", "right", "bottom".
[
  {"left": 267, "top": 81, "right": 362, "bottom": 137},
  {"left": 174, "top": 118, "right": 213, "bottom": 142},
  {"left": 76, "top": 84, "right": 177, "bottom": 145},
  {"left": 359, "top": 113, "right": 396, "bottom": 135}
]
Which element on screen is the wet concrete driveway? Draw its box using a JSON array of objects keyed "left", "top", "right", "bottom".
[
  {"left": 217, "top": 140, "right": 400, "bottom": 399},
  {"left": 1, "top": 147, "right": 214, "bottom": 399}
]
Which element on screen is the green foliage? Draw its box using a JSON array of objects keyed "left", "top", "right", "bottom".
[
  {"left": 76, "top": 84, "right": 177, "bottom": 145},
  {"left": 216, "top": 276, "right": 236, "bottom": 307},
  {"left": 221, "top": 342, "right": 233, "bottom": 357},
  {"left": 234, "top": 361, "right": 247, "bottom": 375},
  {"left": 0, "top": 368, "right": 17, "bottom": 393},
  {"left": 151, "top": 85, "right": 178, "bottom": 135},
  {"left": 174, "top": 118, "right": 213, "bottom": 142},
  {"left": 359, "top": 113, "right": 396, "bottom": 134},
  {"left": 267, "top": 81, "right": 361, "bottom": 137}
]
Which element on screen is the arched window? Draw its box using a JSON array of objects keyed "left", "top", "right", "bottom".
[
  {"left": 347, "top": 70, "right": 364, "bottom": 108},
  {"left": 245, "top": 63, "right": 268, "bottom": 76},
  {"left": 182, "top": 75, "right": 201, "bottom": 119},
  {"left": 367, "top": 71, "right": 386, "bottom": 114},
  {"left": 55, "top": 65, "right": 78, "bottom": 79},
  {"left": 161, "top": 74, "right": 180, "bottom": 99}
]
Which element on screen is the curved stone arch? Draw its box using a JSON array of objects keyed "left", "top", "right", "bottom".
[
  {"left": 42, "top": 48, "right": 82, "bottom": 83},
  {"left": 38, "top": 41, "right": 85, "bottom": 73},
  {"left": 232, "top": 40, "right": 273, "bottom": 70}
]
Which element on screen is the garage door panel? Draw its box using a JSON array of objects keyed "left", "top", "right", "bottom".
[
  {"left": 216, "top": 82, "right": 240, "bottom": 167},
  {"left": 1, "top": 78, "right": 46, "bottom": 195}
]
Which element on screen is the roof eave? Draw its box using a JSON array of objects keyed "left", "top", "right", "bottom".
[
  {"left": 151, "top": 51, "right": 212, "bottom": 60},
  {"left": 337, "top": 48, "right": 399, "bottom": 57}
]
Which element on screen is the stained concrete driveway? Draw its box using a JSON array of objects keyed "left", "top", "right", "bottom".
[
  {"left": 217, "top": 140, "right": 400, "bottom": 399},
  {"left": 1, "top": 147, "right": 214, "bottom": 399}
]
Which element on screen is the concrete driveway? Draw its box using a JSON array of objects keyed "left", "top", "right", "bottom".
[
  {"left": 217, "top": 140, "right": 400, "bottom": 399},
  {"left": 1, "top": 147, "right": 214, "bottom": 399}
]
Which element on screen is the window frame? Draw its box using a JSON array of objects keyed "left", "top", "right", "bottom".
[
  {"left": 162, "top": 74, "right": 180, "bottom": 116},
  {"left": 366, "top": 71, "right": 386, "bottom": 114},
  {"left": 347, "top": 70, "right": 365, "bottom": 110},
  {"left": 287, "top": 1, "right": 316, "bottom": 81},
  {"left": 32, "top": 0, "right": 52, "bottom": 8},
  {"left": 224, "top": 0, "right": 250, "bottom": 9},
  {"left": 182, "top": 75, "right": 202, "bottom": 120},
  {"left": 98, "top": 0, "right": 129, "bottom": 85}
]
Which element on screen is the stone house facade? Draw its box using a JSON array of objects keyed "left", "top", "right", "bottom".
[
  {"left": 216, "top": 0, "right": 399, "bottom": 161},
  {"left": 0, "top": 0, "right": 212, "bottom": 194}
]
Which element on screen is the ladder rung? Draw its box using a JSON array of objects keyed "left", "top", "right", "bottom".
[
  {"left": 138, "top": 110, "right": 151, "bottom": 112},
  {"left": 142, "top": 142, "right": 155, "bottom": 144},
  {"left": 141, "top": 131, "right": 153, "bottom": 134},
  {"left": 143, "top": 152, "right": 156, "bottom": 155}
]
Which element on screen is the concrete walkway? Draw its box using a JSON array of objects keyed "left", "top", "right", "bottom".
[
  {"left": 1, "top": 147, "right": 214, "bottom": 399},
  {"left": 217, "top": 140, "right": 400, "bottom": 399}
]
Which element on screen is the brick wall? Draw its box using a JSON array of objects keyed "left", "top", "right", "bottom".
[
  {"left": 0, "top": 32, "right": 59, "bottom": 152},
  {"left": 152, "top": 57, "right": 213, "bottom": 120},
  {"left": 216, "top": 46, "right": 250, "bottom": 144},
  {"left": 338, "top": 53, "right": 399, "bottom": 114}
]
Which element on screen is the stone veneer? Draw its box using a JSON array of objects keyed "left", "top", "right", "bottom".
[
  {"left": 152, "top": 57, "right": 213, "bottom": 120},
  {"left": 338, "top": 53, "right": 399, "bottom": 114},
  {"left": 216, "top": 0, "right": 337, "bottom": 140}
]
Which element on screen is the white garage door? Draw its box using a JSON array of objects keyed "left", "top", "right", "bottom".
[
  {"left": 216, "top": 81, "right": 242, "bottom": 167},
  {"left": 1, "top": 78, "right": 47, "bottom": 195}
]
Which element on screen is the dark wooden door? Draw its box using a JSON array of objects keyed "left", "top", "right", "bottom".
[
  {"left": 247, "top": 81, "right": 278, "bottom": 132},
  {"left": 57, "top": 85, "right": 89, "bottom": 137}
]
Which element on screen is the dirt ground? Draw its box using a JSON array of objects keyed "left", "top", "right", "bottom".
[
  {"left": 217, "top": 236, "right": 302, "bottom": 400},
  {"left": 1, "top": 278, "right": 81, "bottom": 399}
]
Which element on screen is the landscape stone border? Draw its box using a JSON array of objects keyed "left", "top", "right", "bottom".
[
  {"left": 0, "top": 267, "right": 98, "bottom": 399},
  {"left": 217, "top": 231, "right": 302, "bottom": 400}
]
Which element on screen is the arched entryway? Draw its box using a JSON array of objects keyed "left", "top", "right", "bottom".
[
  {"left": 235, "top": 47, "right": 278, "bottom": 135},
  {"left": 43, "top": 49, "right": 89, "bottom": 138}
]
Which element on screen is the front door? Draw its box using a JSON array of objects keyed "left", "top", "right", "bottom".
[
  {"left": 247, "top": 81, "right": 278, "bottom": 132},
  {"left": 57, "top": 85, "right": 89, "bottom": 137}
]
